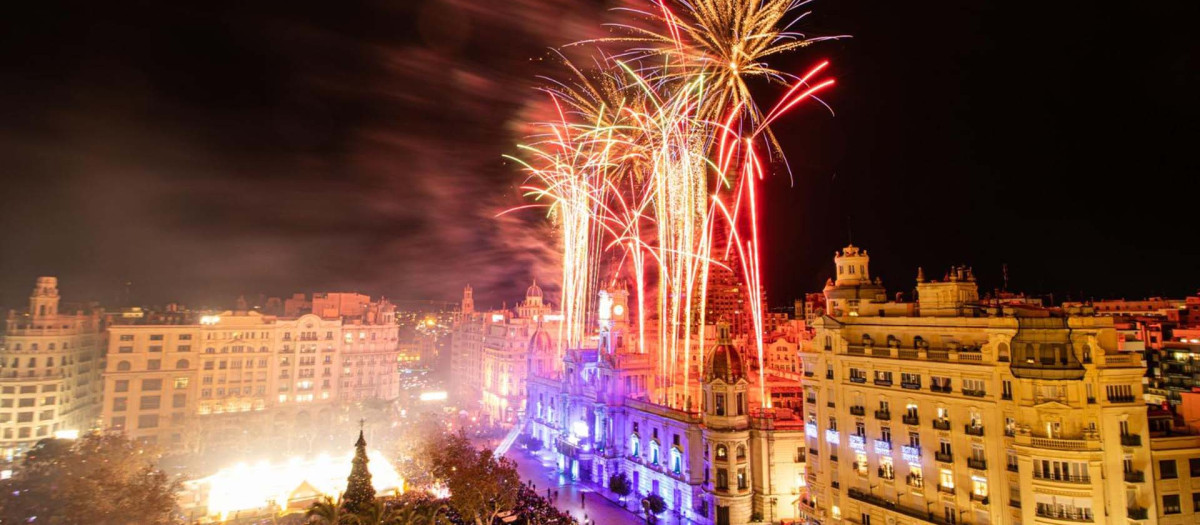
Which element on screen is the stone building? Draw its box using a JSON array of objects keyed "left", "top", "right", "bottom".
[
  {"left": 0, "top": 277, "right": 103, "bottom": 459},
  {"left": 101, "top": 294, "right": 398, "bottom": 454},
  {"left": 801, "top": 245, "right": 1152, "bottom": 525}
]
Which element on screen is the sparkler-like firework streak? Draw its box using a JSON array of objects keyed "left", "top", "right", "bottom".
[{"left": 511, "top": 0, "right": 837, "bottom": 410}]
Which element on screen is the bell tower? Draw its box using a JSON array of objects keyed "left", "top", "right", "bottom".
[
  {"left": 30, "top": 276, "right": 60, "bottom": 320},
  {"left": 701, "top": 321, "right": 752, "bottom": 525},
  {"left": 461, "top": 285, "right": 474, "bottom": 314}
]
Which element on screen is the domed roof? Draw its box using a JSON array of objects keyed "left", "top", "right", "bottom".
[
  {"left": 705, "top": 322, "right": 744, "bottom": 383},
  {"left": 526, "top": 279, "right": 543, "bottom": 298},
  {"left": 528, "top": 327, "right": 554, "bottom": 354}
]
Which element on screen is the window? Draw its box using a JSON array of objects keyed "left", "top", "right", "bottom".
[
  {"left": 962, "top": 378, "right": 985, "bottom": 395},
  {"left": 176, "top": 359, "right": 190, "bottom": 370},
  {"left": 147, "top": 359, "right": 161, "bottom": 370},
  {"left": 114, "top": 380, "right": 129, "bottom": 393},
  {"left": 716, "top": 469, "right": 728, "bottom": 490},
  {"left": 119, "top": 334, "right": 134, "bottom": 341},
  {"left": 118, "top": 346, "right": 133, "bottom": 353},
  {"left": 150, "top": 334, "right": 164, "bottom": 341},
  {"left": 1161, "top": 460, "right": 1178, "bottom": 479},
  {"left": 142, "top": 379, "right": 163, "bottom": 391},
  {"left": 116, "top": 361, "right": 131, "bottom": 371},
  {"left": 715, "top": 394, "right": 726, "bottom": 416},
  {"left": 111, "top": 417, "right": 126, "bottom": 429},
  {"left": 1162, "top": 494, "right": 1180, "bottom": 515},
  {"left": 716, "top": 444, "right": 728, "bottom": 460},
  {"left": 901, "top": 373, "right": 921, "bottom": 388},
  {"left": 112, "top": 397, "right": 127, "bottom": 412},
  {"left": 137, "top": 414, "right": 159, "bottom": 429},
  {"left": 1190, "top": 458, "right": 1200, "bottom": 477},
  {"left": 149, "top": 345, "right": 163, "bottom": 353},
  {"left": 173, "top": 393, "right": 186, "bottom": 408},
  {"left": 139, "top": 396, "right": 161, "bottom": 410}
]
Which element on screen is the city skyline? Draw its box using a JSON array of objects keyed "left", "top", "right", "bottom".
[{"left": 1, "top": 0, "right": 1196, "bottom": 309}]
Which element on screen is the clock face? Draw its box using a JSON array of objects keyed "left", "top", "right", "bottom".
[{"left": 613, "top": 305, "right": 625, "bottom": 317}]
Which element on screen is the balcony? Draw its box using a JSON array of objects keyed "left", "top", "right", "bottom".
[
  {"left": 874, "top": 410, "right": 891, "bottom": 420},
  {"left": 805, "top": 397, "right": 817, "bottom": 405},
  {"left": 901, "top": 381, "right": 922, "bottom": 390},
  {"left": 1123, "top": 470, "right": 1145, "bottom": 483},
  {"left": 826, "top": 371, "right": 834, "bottom": 379},
  {"left": 804, "top": 370, "right": 815, "bottom": 378},
  {"left": 1127, "top": 507, "right": 1148, "bottom": 520},
  {"left": 1108, "top": 395, "right": 1137, "bottom": 404},
  {"left": 906, "top": 474, "right": 924, "bottom": 488},
  {"left": 850, "top": 376, "right": 867, "bottom": 384},
  {"left": 967, "top": 458, "right": 987, "bottom": 470},
  {"left": 1033, "top": 472, "right": 1091, "bottom": 484},
  {"left": 932, "top": 419, "right": 951, "bottom": 431},
  {"left": 935, "top": 451, "right": 954, "bottom": 463},
  {"left": 874, "top": 378, "right": 893, "bottom": 387},
  {"left": 1001, "top": 392, "right": 1013, "bottom": 400},
  {"left": 850, "top": 405, "right": 865, "bottom": 416},
  {"left": 962, "top": 389, "right": 986, "bottom": 398},
  {"left": 902, "top": 414, "right": 920, "bottom": 425},
  {"left": 1010, "top": 500, "right": 1021, "bottom": 509},
  {"left": 877, "top": 467, "right": 895, "bottom": 480},
  {"left": 846, "top": 488, "right": 954, "bottom": 525},
  {"left": 827, "top": 401, "right": 836, "bottom": 408},
  {"left": 1120, "top": 434, "right": 1142, "bottom": 447},
  {"left": 1035, "top": 507, "right": 1094, "bottom": 522},
  {"left": 964, "top": 425, "right": 984, "bottom": 436},
  {"left": 937, "top": 484, "right": 955, "bottom": 495},
  {"left": 970, "top": 493, "right": 989, "bottom": 505},
  {"left": 1006, "top": 463, "right": 1018, "bottom": 473}
]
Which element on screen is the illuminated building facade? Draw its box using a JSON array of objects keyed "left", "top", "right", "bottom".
[
  {"left": 801, "top": 245, "right": 1153, "bottom": 525},
  {"left": 0, "top": 277, "right": 103, "bottom": 459},
  {"left": 101, "top": 294, "right": 398, "bottom": 452},
  {"left": 450, "top": 281, "right": 560, "bottom": 423},
  {"left": 527, "top": 286, "right": 809, "bottom": 524}
]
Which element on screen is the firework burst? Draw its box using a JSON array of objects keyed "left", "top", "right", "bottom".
[{"left": 510, "top": 0, "right": 837, "bottom": 410}]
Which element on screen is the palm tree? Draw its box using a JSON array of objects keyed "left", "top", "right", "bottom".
[
  {"left": 307, "top": 495, "right": 353, "bottom": 524},
  {"left": 392, "top": 501, "right": 448, "bottom": 525},
  {"left": 351, "top": 500, "right": 397, "bottom": 525}
]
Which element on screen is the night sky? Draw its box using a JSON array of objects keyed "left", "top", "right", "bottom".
[{"left": 1, "top": 0, "right": 1197, "bottom": 311}]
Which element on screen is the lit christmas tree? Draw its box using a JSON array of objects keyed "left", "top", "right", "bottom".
[{"left": 342, "top": 419, "right": 376, "bottom": 515}]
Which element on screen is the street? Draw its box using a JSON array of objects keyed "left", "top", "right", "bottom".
[{"left": 502, "top": 446, "right": 681, "bottom": 525}]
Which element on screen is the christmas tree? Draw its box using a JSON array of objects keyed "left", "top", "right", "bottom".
[{"left": 342, "top": 421, "right": 376, "bottom": 515}]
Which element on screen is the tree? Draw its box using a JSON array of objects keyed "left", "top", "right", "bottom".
[
  {"left": 349, "top": 499, "right": 396, "bottom": 525},
  {"left": 307, "top": 495, "right": 354, "bottom": 524},
  {"left": 342, "top": 429, "right": 377, "bottom": 515},
  {"left": 0, "top": 433, "right": 180, "bottom": 525},
  {"left": 608, "top": 472, "right": 633, "bottom": 503},
  {"left": 641, "top": 493, "right": 666, "bottom": 524},
  {"left": 426, "top": 431, "right": 521, "bottom": 525}
]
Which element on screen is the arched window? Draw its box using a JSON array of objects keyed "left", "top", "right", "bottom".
[
  {"left": 736, "top": 445, "right": 746, "bottom": 460},
  {"left": 46, "top": 357, "right": 54, "bottom": 367},
  {"left": 205, "top": 347, "right": 216, "bottom": 354},
  {"left": 176, "top": 359, "right": 190, "bottom": 369},
  {"left": 117, "top": 361, "right": 131, "bottom": 371},
  {"left": 670, "top": 446, "right": 683, "bottom": 475},
  {"left": 630, "top": 434, "right": 641, "bottom": 457},
  {"left": 649, "top": 440, "right": 660, "bottom": 465},
  {"left": 716, "top": 444, "right": 728, "bottom": 460}
]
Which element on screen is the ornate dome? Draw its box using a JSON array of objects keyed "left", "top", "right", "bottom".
[
  {"left": 526, "top": 279, "right": 543, "bottom": 298},
  {"left": 705, "top": 322, "right": 744, "bottom": 383},
  {"left": 528, "top": 327, "right": 554, "bottom": 354}
]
